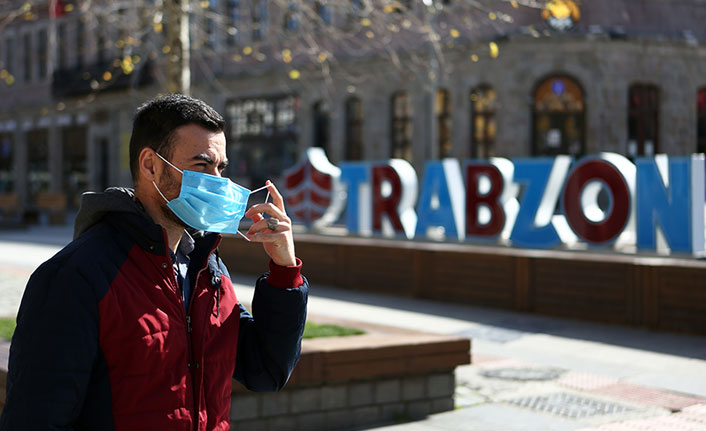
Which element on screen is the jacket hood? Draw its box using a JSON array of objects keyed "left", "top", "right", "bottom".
[{"left": 73, "top": 187, "right": 147, "bottom": 239}]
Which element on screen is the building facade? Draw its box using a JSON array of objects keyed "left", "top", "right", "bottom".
[{"left": 0, "top": 0, "right": 705, "bottom": 218}]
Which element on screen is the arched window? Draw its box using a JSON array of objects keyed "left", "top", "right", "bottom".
[
  {"left": 312, "top": 100, "right": 330, "bottom": 155},
  {"left": 532, "top": 75, "right": 585, "bottom": 157},
  {"left": 628, "top": 84, "right": 659, "bottom": 157},
  {"left": 436, "top": 89, "right": 452, "bottom": 158},
  {"left": 345, "top": 97, "right": 363, "bottom": 160},
  {"left": 697, "top": 88, "right": 706, "bottom": 154},
  {"left": 470, "top": 85, "right": 497, "bottom": 158},
  {"left": 391, "top": 91, "right": 413, "bottom": 162}
]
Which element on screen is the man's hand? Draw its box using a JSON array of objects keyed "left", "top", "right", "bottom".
[{"left": 244, "top": 181, "right": 297, "bottom": 267}]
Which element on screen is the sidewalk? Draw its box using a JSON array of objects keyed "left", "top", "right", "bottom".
[{"left": 2, "top": 224, "right": 706, "bottom": 430}]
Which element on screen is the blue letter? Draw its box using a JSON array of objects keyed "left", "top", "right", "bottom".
[
  {"left": 415, "top": 160, "right": 465, "bottom": 240},
  {"left": 510, "top": 158, "right": 568, "bottom": 248},
  {"left": 636, "top": 155, "right": 705, "bottom": 254},
  {"left": 339, "top": 163, "right": 371, "bottom": 235}
]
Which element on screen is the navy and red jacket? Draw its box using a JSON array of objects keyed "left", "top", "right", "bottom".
[{"left": 0, "top": 187, "right": 308, "bottom": 431}]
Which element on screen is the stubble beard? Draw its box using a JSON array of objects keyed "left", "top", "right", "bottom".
[{"left": 158, "top": 168, "right": 189, "bottom": 230}]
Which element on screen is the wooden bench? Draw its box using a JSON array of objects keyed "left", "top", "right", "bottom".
[{"left": 35, "top": 192, "right": 67, "bottom": 225}]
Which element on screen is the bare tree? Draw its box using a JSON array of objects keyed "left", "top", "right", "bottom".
[{"left": 0, "top": 0, "right": 545, "bottom": 96}]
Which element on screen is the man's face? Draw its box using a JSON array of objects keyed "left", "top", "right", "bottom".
[{"left": 156, "top": 123, "right": 229, "bottom": 227}]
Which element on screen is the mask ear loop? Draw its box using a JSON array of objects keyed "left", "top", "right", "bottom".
[
  {"left": 155, "top": 152, "right": 183, "bottom": 174},
  {"left": 152, "top": 152, "right": 183, "bottom": 204},
  {"left": 236, "top": 183, "right": 271, "bottom": 241}
]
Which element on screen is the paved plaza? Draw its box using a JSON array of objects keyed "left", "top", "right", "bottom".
[{"left": 1, "top": 222, "right": 705, "bottom": 430}]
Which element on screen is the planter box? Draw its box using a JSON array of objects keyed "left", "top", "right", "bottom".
[
  {"left": 230, "top": 318, "right": 471, "bottom": 430},
  {"left": 219, "top": 233, "right": 706, "bottom": 335}
]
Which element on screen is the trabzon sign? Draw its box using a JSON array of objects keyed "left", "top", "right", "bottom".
[{"left": 283, "top": 149, "right": 705, "bottom": 255}]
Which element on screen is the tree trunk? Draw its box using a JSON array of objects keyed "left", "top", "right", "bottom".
[{"left": 164, "top": 0, "right": 190, "bottom": 95}]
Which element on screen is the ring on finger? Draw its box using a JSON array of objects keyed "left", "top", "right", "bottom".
[{"left": 266, "top": 217, "right": 279, "bottom": 231}]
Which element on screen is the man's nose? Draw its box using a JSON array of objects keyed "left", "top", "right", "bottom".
[{"left": 206, "top": 166, "right": 221, "bottom": 177}]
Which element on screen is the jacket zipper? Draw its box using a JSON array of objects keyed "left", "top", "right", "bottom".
[{"left": 185, "top": 237, "right": 222, "bottom": 431}]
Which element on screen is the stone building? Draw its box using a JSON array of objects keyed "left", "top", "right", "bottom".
[{"left": 0, "top": 0, "right": 705, "bottom": 218}]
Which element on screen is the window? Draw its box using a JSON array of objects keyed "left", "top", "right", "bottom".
[
  {"left": 0, "top": 133, "right": 13, "bottom": 193},
  {"left": 38, "top": 29, "right": 47, "bottom": 78},
  {"left": 391, "top": 91, "right": 413, "bottom": 162},
  {"left": 22, "top": 33, "right": 31, "bottom": 82},
  {"left": 532, "top": 75, "right": 585, "bottom": 156},
  {"left": 251, "top": 0, "right": 267, "bottom": 41},
  {"left": 470, "top": 85, "right": 497, "bottom": 158},
  {"left": 225, "top": 95, "right": 298, "bottom": 187},
  {"left": 697, "top": 88, "right": 705, "bottom": 154},
  {"left": 57, "top": 23, "right": 68, "bottom": 69},
  {"left": 4, "top": 37, "right": 14, "bottom": 77},
  {"left": 96, "top": 15, "right": 107, "bottom": 64},
  {"left": 347, "top": 0, "right": 364, "bottom": 26},
  {"left": 283, "top": 2, "right": 298, "bottom": 31},
  {"left": 345, "top": 97, "right": 363, "bottom": 160},
  {"left": 227, "top": 0, "right": 240, "bottom": 45},
  {"left": 205, "top": 0, "right": 218, "bottom": 49},
  {"left": 628, "top": 84, "right": 659, "bottom": 157},
  {"left": 312, "top": 101, "right": 330, "bottom": 154},
  {"left": 437, "top": 89, "right": 452, "bottom": 158},
  {"left": 62, "top": 126, "right": 88, "bottom": 209},
  {"left": 27, "top": 129, "right": 50, "bottom": 201},
  {"left": 76, "top": 19, "right": 85, "bottom": 68},
  {"left": 315, "top": 2, "right": 331, "bottom": 25}
]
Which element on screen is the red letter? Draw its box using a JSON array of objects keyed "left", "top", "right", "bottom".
[
  {"left": 465, "top": 164, "right": 505, "bottom": 237},
  {"left": 562, "top": 159, "right": 630, "bottom": 243},
  {"left": 372, "top": 165, "right": 405, "bottom": 233}
]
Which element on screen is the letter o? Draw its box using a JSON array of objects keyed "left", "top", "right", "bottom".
[{"left": 562, "top": 159, "right": 630, "bottom": 244}]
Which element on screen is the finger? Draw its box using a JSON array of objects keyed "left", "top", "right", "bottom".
[
  {"left": 246, "top": 217, "right": 289, "bottom": 235},
  {"left": 245, "top": 230, "right": 288, "bottom": 243},
  {"left": 265, "top": 180, "right": 286, "bottom": 212},
  {"left": 249, "top": 212, "right": 264, "bottom": 224},
  {"left": 245, "top": 203, "right": 289, "bottom": 222}
]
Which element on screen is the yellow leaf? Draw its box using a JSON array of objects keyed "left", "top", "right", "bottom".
[
  {"left": 450, "top": 29, "right": 460, "bottom": 38},
  {"left": 489, "top": 42, "right": 499, "bottom": 58},
  {"left": 289, "top": 70, "right": 300, "bottom": 80}
]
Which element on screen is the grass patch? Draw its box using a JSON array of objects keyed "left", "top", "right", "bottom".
[
  {"left": 0, "top": 317, "right": 16, "bottom": 341},
  {"left": 303, "top": 322, "right": 365, "bottom": 339},
  {"left": 0, "top": 318, "right": 364, "bottom": 341}
]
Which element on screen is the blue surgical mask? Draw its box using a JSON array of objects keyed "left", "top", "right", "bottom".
[{"left": 152, "top": 152, "right": 268, "bottom": 235}]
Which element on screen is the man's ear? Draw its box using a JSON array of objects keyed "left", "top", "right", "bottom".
[{"left": 138, "top": 148, "right": 158, "bottom": 182}]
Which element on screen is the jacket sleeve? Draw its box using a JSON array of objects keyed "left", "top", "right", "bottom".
[
  {"left": 233, "top": 265, "right": 308, "bottom": 392},
  {"left": 0, "top": 260, "right": 99, "bottom": 430}
]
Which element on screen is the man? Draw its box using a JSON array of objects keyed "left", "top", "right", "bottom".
[{"left": 0, "top": 94, "right": 308, "bottom": 431}]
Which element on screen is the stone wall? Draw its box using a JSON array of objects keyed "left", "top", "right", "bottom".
[{"left": 230, "top": 372, "right": 456, "bottom": 431}]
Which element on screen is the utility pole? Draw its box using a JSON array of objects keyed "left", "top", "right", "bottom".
[{"left": 164, "top": 0, "right": 190, "bottom": 95}]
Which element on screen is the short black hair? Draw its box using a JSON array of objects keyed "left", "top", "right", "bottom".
[{"left": 129, "top": 94, "right": 225, "bottom": 180}]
